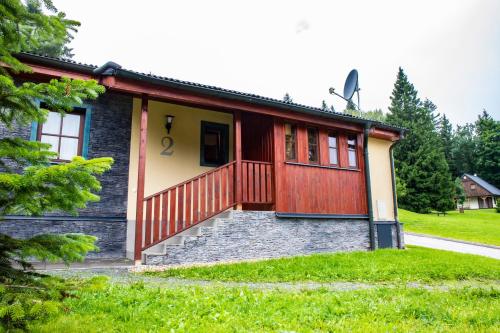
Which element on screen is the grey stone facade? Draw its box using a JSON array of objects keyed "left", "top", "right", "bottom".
[
  {"left": 146, "top": 211, "right": 372, "bottom": 265},
  {"left": 0, "top": 217, "right": 126, "bottom": 258},
  {"left": 0, "top": 91, "right": 133, "bottom": 258}
]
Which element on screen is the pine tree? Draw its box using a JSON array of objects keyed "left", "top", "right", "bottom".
[
  {"left": 450, "top": 123, "right": 478, "bottom": 177},
  {"left": 386, "top": 67, "right": 454, "bottom": 213},
  {"left": 346, "top": 99, "right": 357, "bottom": 111},
  {"left": 0, "top": 0, "right": 112, "bottom": 282},
  {"left": 475, "top": 110, "right": 500, "bottom": 187},
  {"left": 438, "top": 114, "right": 455, "bottom": 176},
  {"left": 321, "top": 100, "right": 328, "bottom": 111}
]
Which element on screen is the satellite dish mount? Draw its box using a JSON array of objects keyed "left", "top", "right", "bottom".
[{"left": 329, "top": 69, "right": 361, "bottom": 110}]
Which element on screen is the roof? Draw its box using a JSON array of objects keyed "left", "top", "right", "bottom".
[
  {"left": 463, "top": 174, "right": 500, "bottom": 196},
  {"left": 15, "top": 52, "right": 405, "bottom": 133}
]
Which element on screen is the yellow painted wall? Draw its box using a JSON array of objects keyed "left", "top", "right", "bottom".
[
  {"left": 368, "top": 137, "right": 396, "bottom": 221},
  {"left": 126, "top": 99, "right": 233, "bottom": 220}
]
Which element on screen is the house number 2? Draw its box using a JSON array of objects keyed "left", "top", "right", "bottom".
[{"left": 161, "top": 136, "right": 174, "bottom": 156}]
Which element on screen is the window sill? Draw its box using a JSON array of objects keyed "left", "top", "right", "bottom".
[{"left": 285, "top": 161, "right": 360, "bottom": 172}]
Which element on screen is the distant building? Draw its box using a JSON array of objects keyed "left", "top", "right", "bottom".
[{"left": 460, "top": 174, "right": 499, "bottom": 209}]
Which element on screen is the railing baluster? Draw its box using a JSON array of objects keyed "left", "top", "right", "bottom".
[
  {"left": 207, "top": 173, "right": 213, "bottom": 215},
  {"left": 145, "top": 198, "right": 152, "bottom": 246},
  {"left": 254, "top": 162, "right": 261, "bottom": 202},
  {"left": 228, "top": 163, "right": 234, "bottom": 205},
  {"left": 185, "top": 182, "right": 192, "bottom": 227},
  {"left": 153, "top": 195, "right": 160, "bottom": 242},
  {"left": 248, "top": 162, "right": 254, "bottom": 202},
  {"left": 214, "top": 170, "right": 220, "bottom": 212},
  {"left": 221, "top": 166, "right": 227, "bottom": 209},
  {"left": 266, "top": 164, "right": 272, "bottom": 203},
  {"left": 200, "top": 175, "right": 206, "bottom": 220},
  {"left": 177, "top": 185, "right": 184, "bottom": 232},
  {"left": 193, "top": 179, "right": 199, "bottom": 224},
  {"left": 260, "top": 164, "right": 266, "bottom": 203},
  {"left": 169, "top": 188, "right": 176, "bottom": 236},
  {"left": 242, "top": 161, "right": 248, "bottom": 202},
  {"left": 161, "top": 192, "right": 168, "bottom": 238}
]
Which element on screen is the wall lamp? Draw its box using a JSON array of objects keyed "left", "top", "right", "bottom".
[{"left": 165, "top": 115, "right": 175, "bottom": 134}]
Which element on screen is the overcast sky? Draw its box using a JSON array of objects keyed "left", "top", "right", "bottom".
[{"left": 55, "top": 0, "right": 499, "bottom": 125}]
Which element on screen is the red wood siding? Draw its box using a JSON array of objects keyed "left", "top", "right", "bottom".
[
  {"left": 242, "top": 113, "right": 273, "bottom": 162},
  {"left": 273, "top": 118, "right": 367, "bottom": 215}
]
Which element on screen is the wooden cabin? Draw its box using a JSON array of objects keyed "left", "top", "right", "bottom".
[
  {"left": 460, "top": 174, "right": 499, "bottom": 209},
  {"left": 1, "top": 53, "right": 405, "bottom": 265}
]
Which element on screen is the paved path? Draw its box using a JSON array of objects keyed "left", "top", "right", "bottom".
[{"left": 405, "top": 233, "right": 500, "bottom": 259}]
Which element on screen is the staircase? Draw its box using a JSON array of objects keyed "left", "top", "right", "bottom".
[{"left": 137, "top": 160, "right": 273, "bottom": 262}]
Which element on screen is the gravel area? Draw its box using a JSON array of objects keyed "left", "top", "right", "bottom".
[{"left": 39, "top": 267, "right": 497, "bottom": 292}]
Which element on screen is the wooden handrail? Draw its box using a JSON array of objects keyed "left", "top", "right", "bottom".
[{"left": 144, "top": 161, "right": 236, "bottom": 200}]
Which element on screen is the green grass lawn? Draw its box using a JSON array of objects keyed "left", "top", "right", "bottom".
[
  {"left": 31, "top": 284, "right": 500, "bottom": 332},
  {"left": 145, "top": 246, "right": 500, "bottom": 283},
  {"left": 24, "top": 247, "right": 500, "bottom": 332},
  {"left": 400, "top": 208, "right": 500, "bottom": 246}
]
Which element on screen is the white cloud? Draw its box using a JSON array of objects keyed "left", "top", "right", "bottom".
[{"left": 56, "top": 0, "right": 500, "bottom": 124}]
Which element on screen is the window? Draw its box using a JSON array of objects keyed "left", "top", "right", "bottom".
[
  {"left": 470, "top": 184, "right": 476, "bottom": 190},
  {"left": 307, "top": 127, "right": 319, "bottom": 163},
  {"left": 200, "top": 121, "right": 229, "bottom": 167},
  {"left": 37, "top": 109, "right": 86, "bottom": 161},
  {"left": 347, "top": 135, "right": 357, "bottom": 168},
  {"left": 285, "top": 123, "right": 297, "bottom": 161},
  {"left": 328, "top": 133, "right": 338, "bottom": 165}
]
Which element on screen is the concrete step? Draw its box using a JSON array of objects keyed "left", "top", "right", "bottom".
[{"left": 141, "top": 209, "right": 235, "bottom": 262}]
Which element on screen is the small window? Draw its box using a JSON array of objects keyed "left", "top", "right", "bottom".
[
  {"left": 347, "top": 135, "right": 357, "bottom": 168},
  {"left": 328, "top": 133, "right": 338, "bottom": 165},
  {"left": 285, "top": 123, "right": 297, "bottom": 161},
  {"left": 470, "top": 184, "right": 476, "bottom": 190},
  {"left": 38, "top": 109, "right": 85, "bottom": 162},
  {"left": 200, "top": 121, "right": 229, "bottom": 167},
  {"left": 307, "top": 127, "right": 319, "bottom": 163}
]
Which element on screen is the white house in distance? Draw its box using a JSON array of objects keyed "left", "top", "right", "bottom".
[{"left": 460, "top": 174, "right": 499, "bottom": 209}]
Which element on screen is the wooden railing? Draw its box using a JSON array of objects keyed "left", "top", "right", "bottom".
[
  {"left": 140, "top": 161, "right": 236, "bottom": 251},
  {"left": 140, "top": 160, "right": 273, "bottom": 252},
  {"left": 241, "top": 160, "right": 274, "bottom": 204}
]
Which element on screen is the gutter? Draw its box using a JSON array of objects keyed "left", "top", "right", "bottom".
[
  {"left": 389, "top": 134, "right": 404, "bottom": 249},
  {"left": 363, "top": 123, "right": 376, "bottom": 250}
]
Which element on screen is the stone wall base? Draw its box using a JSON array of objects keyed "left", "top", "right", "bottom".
[
  {"left": 146, "top": 211, "right": 373, "bottom": 265},
  {"left": 0, "top": 217, "right": 126, "bottom": 258}
]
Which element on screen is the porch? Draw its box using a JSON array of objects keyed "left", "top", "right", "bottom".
[{"left": 131, "top": 96, "right": 276, "bottom": 260}]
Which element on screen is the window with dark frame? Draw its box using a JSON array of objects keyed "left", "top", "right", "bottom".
[
  {"left": 328, "top": 133, "right": 338, "bottom": 165},
  {"left": 285, "top": 123, "right": 297, "bottom": 161},
  {"left": 200, "top": 121, "right": 229, "bottom": 167},
  {"left": 307, "top": 127, "right": 319, "bottom": 163},
  {"left": 347, "top": 135, "right": 357, "bottom": 168},
  {"left": 37, "top": 108, "right": 85, "bottom": 162},
  {"left": 470, "top": 184, "right": 476, "bottom": 190}
]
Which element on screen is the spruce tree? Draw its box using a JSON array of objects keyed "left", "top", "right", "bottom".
[
  {"left": 0, "top": 0, "right": 112, "bottom": 282},
  {"left": 438, "top": 114, "right": 455, "bottom": 176},
  {"left": 475, "top": 110, "right": 500, "bottom": 187},
  {"left": 450, "top": 123, "right": 478, "bottom": 176},
  {"left": 386, "top": 68, "right": 454, "bottom": 213}
]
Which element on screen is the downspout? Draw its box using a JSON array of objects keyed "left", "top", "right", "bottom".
[
  {"left": 389, "top": 133, "right": 404, "bottom": 249},
  {"left": 363, "top": 123, "right": 375, "bottom": 250}
]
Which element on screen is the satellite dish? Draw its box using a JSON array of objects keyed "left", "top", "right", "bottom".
[
  {"left": 343, "top": 69, "right": 358, "bottom": 100},
  {"left": 329, "top": 69, "right": 361, "bottom": 110}
]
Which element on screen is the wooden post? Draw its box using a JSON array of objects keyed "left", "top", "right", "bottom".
[
  {"left": 134, "top": 95, "right": 149, "bottom": 263},
  {"left": 234, "top": 110, "right": 242, "bottom": 209}
]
